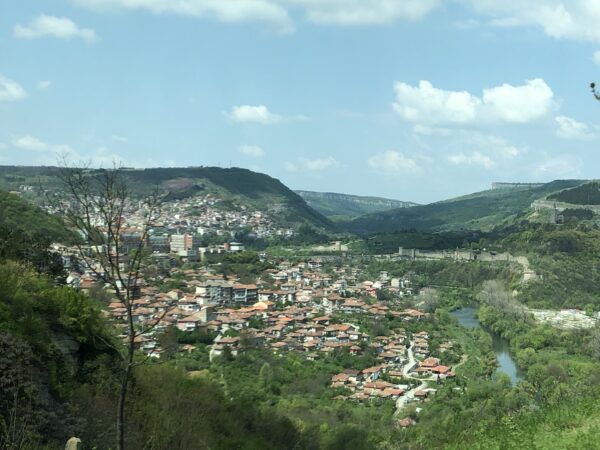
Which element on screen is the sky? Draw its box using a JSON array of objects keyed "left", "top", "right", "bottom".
[{"left": 1, "top": 0, "right": 600, "bottom": 203}]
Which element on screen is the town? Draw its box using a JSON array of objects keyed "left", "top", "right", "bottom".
[{"left": 46, "top": 191, "right": 465, "bottom": 419}]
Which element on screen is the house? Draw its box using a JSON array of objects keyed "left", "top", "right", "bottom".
[
  {"left": 210, "top": 336, "right": 240, "bottom": 359},
  {"left": 431, "top": 365, "right": 451, "bottom": 376},
  {"left": 381, "top": 388, "right": 405, "bottom": 399},
  {"left": 229, "top": 242, "right": 245, "bottom": 252},
  {"left": 343, "top": 369, "right": 361, "bottom": 383},
  {"left": 322, "top": 295, "right": 344, "bottom": 312},
  {"left": 378, "top": 351, "right": 401, "bottom": 363},
  {"left": 330, "top": 373, "right": 351, "bottom": 387},
  {"left": 195, "top": 280, "right": 233, "bottom": 305},
  {"left": 361, "top": 366, "right": 383, "bottom": 381},
  {"left": 420, "top": 357, "right": 440, "bottom": 368},
  {"left": 233, "top": 284, "right": 258, "bottom": 304},
  {"left": 178, "top": 296, "right": 200, "bottom": 312},
  {"left": 176, "top": 306, "right": 216, "bottom": 331}
]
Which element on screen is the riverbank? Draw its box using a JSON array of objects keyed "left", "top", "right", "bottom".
[{"left": 451, "top": 307, "right": 523, "bottom": 383}]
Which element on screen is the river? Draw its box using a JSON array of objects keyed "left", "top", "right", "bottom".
[{"left": 451, "top": 307, "right": 523, "bottom": 384}]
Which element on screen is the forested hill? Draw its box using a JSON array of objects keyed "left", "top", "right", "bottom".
[
  {"left": 0, "top": 166, "right": 333, "bottom": 230},
  {"left": 547, "top": 180, "right": 600, "bottom": 205},
  {"left": 295, "top": 190, "right": 417, "bottom": 220},
  {"left": 0, "top": 190, "right": 74, "bottom": 243},
  {"left": 343, "top": 179, "right": 587, "bottom": 234}
]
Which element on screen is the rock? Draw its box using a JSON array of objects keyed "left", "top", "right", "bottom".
[{"left": 65, "top": 437, "right": 82, "bottom": 450}]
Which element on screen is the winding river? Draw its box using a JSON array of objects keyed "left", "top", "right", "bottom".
[{"left": 451, "top": 307, "right": 523, "bottom": 384}]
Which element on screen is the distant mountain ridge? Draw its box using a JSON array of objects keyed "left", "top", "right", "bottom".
[
  {"left": 0, "top": 166, "right": 334, "bottom": 230},
  {"left": 295, "top": 190, "right": 417, "bottom": 220},
  {"left": 343, "top": 180, "right": 588, "bottom": 234}
]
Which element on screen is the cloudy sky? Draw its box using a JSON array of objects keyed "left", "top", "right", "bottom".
[{"left": 1, "top": 1, "right": 600, "bottom": 203}]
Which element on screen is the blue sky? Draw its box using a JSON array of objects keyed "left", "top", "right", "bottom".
[{"left": 1, "top": 0, "right": 600, "bottom": 203}]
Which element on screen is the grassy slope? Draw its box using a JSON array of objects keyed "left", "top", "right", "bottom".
[
  {"left": 0, "top": 166, "right": 333, "bottom": 230},
  {"left": 295, "top": 190, "right": 417, "bottom": 220},
  {"left": 343, "top": 180, "right": 586, "bottom": 234}
]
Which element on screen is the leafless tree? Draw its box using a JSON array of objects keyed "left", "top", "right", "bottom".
[
  {"left": 51, "top": 163, "right": 163, "bottom": 450},
  {"left": 479, "top": 280, "right": 527, "bottom": 319},
  {"left": 417, "top": 287, "right": 439, "bottom": 313}
]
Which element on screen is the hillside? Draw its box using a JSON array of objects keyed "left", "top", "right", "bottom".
[
  {"left": 343, "top": 180, "right": 587, "bottom": 234},
  {"left": 0, "top": 166, "right": 333, "bottom": 230},
  {"left": 295, "top": 190, "right": 417, "bottom": 220},
  {"left": 0, "top": 190, "right": 74, "bottom": 243},
  {"left": 547, "top": 180, "right": 600, "bottom": 205}
]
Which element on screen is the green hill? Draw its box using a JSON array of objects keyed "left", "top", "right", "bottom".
[
  {"left": 343, "top": 180, "right": 587, "bottom": 234},
  {"left": 547, "top": 180, "right": 600, "bottom": 205},
  {"left": 0, "top": 166, "right": 333, "bottom": 230},
  {"left": 0, "top": 190, "right": 74, "bottom": 243},
  {"left": 295, "top": 190, "right": 417, "bottom": 220}
]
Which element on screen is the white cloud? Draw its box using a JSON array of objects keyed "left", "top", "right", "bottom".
[
  {"left": 71, "top": 0, "right": 294, "bottom": 32},
  {"left": 239, "top": 145, "right": 265, "bottom": 157},
  {"left": 13, "top": 135, "right": 49, "bottom": 152},
  {"left": 5, "top": 134, "right": 179, "bottom": 168},
  {"left": 284, "top": 161, "right": 298, "bottom": 172},
  {"left": 302, "top": 157, "right": 340, "bottom": 171},
  {"left": 593, "top": 50, "right": 600, "bottom": 66},
  {"left": 284, "top": 157, "right": 340, "bottom": 172},
  {"left": 111, "top": 134, "right": 129, "bottom": 143},
  {"left": 481, "top": 79, "right": 554, "bottom": 123},
  {"left": 413, "top": 127, "right": 522, "bottom": 164},
  {"left": 227, "top": 105, "right": 282, "bottom": 124},
  {"left": 293, "top": 0, "right": 440, "bottom": 25},
  {"left": 72, "top": 0, "right": 443, "bottom": 31},
  {"left": 555, "top": 115, "right": 596, "bottom": 140},
  {"left": 412, "top": 125, "right": 455, "bottom": 136},
  {"left": 393, "top": 78, "right": 554, "bottom": 126},
  {"left": 447, "top": 151, "right": 496, "bottom": 169},
  {"left": 66, "top": 0, "right": 600, "bottom": 41},
  {"left": 14, "top": 15, "right": 98, "bottom": 42},
  {"left": 37, "top": 80, "right": 51, "bottom": 90},
  {"left": 393, "top": 81, "right": 481, "bottom": 125},
  {"left": 368, "top": 151, "right": 419, "bottom": 173},
  {"left": 463, "top": 0, "right": 600, "bottom": 43},
  {"left": 533, "top": 155, "right": 583, "bottom": 179},
  {"left": 0, "top": 76, "right": 27, "bottom": 102},
  {"left": 468, "top": 133, "right": 522, "bottom": 159}
]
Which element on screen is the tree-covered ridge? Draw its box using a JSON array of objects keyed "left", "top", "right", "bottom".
[
  {"left": 0, "top": 190, "right": 74, "bottom": 244},
  {"left": 547, "top": 180, "right": 600, "bottom": 205},
  {"left": 343, "top": 180, "right": 586, "bottom": 234},
  {"left": 0, "top": 190, "right": 76, "bottom": 280},
  {"left": 491, "top": 222, "right": 600, "bottom": 310},
  {"left": 0, "top": 166, "right": 334, "bottom": 230}
]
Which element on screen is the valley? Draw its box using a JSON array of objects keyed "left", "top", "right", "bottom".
[{"left": 2, "top": 168, "right": 600, "bottom": 449}]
